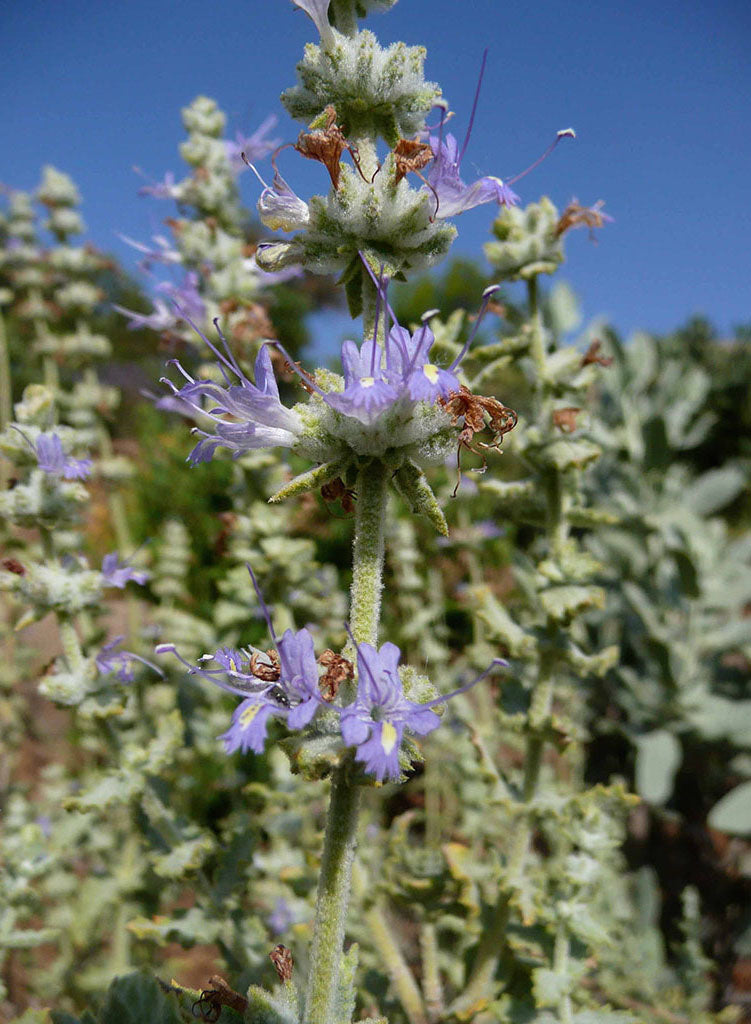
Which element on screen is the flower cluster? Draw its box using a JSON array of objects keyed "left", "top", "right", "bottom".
[
  {"left": 157, "top": 569, "right": 505, "bottom": 781},
  {"left": 160, "top": 260, "right": 499, "bottom": 468}
]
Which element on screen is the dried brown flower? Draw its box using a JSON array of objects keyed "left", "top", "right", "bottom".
[
  {"left": 552, "top": 407, "right": 581, "bottom": 433},
  {"left": 555, "top": 199, "right": 611, "bottom": 239},
  {"left": 321, "top": 477, "right": 356, "bottom": 516},
  {"left": 318, "top": 649, "right": 354, "bottom": 702},
  {"left": 580, "top": 339, "right": 613, "bottom": 368},
  {"left": 439, "top": 385, "right": 518, "bottom": 496},
  {"left": 294, "top": 106, "right": 370, "bottom": 189},
  {"left": 249, "top": 649, "right": 281, "bottom": 682},
  {"left": 269, "top": 944, "right": 294, "bottom": 982}
]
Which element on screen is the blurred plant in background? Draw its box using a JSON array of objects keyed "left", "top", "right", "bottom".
[{"left": 0, "top": 1, "right": 749, "bottom": 1023}]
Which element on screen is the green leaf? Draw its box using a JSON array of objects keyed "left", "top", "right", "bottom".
[
  {"left": 635, "top": 730, "right": 682, "bottom": 805},
  {"left": 689, "top": 466, "right": 746, "bottom": 515},
  {"left": 541, "top": 438, "right": 601, "bottom": 471},
  {"left": 708, "top": 781, "right": 751, "bottom": 836},
  {"left": 333, "top": 943, "right": 359, "bottom": 1024},
  {"left": 97, "top": 971, "right": 182, "bottom": 1024},
  {"left": 540, "top": 585, "right": 605, "bottom": 621},
  {"left": 392, "top": 462, "right": 448, "bottom": 535},
  {"left": 268, "top": 459, "right": 351, "bottom": 504},
  {"left": 532, "top": 967, "right": 571, "bottom": 1007}
]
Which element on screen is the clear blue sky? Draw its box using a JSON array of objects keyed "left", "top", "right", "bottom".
[{"left": 2, "top": 0, "right": 750, "bottom": 342}]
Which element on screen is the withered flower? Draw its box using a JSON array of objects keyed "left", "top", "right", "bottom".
[
  {"left": 581, "top": 339, "right": 613, "bottom": 367},
  {"left": 440, "top": 385, "right": 517, "bottom": 495},
  {"left": 555, "top": 199, "right": 612, "bottom": 239},
  {"left": 294, "top": 106, "right": 369, "bottom": 190},
  {"left": 318, "top": 648, "right": 355, "bottom": 702},
  {"left": 269, "top": 945, "right": 294, "bottom": 983},
  {"left": 552, "top": 407, "right": 582, "bottom": 433}
]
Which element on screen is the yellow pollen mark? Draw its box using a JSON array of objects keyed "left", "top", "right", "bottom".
[
  {"left": 381, "top": 720, "right": 398, "bottom": 754},
  {"left": 360, "top": 376, "right": 375, "bottom": 388},
  {"left": 240, "top": 704, "right": 262, "bottom": 728},
  {"left": 423, "top": 363, "right": 439, "bottom": 383},
  {"left": 229, "top": 658, "right": 238, "bottom": 672}
]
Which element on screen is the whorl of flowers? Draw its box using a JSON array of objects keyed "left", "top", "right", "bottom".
[{"left": 157, "top": 567, "right": 505, "bottom": 780}]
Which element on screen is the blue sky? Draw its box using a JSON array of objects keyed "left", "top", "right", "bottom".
[{"left": 2, "top": 0, "right": 750, "bottom": 344}]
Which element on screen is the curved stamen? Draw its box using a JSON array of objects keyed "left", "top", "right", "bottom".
[
  {"left": 241, "top": 155, "right": 269, "bottom": 189},
  {"left": 506, "top": 128, "right": 576, "bottom": 186},
  {"left": 155, "top": 642, "right": 269, "bottom": 698},
  {"left": 368, "top": 265, "right": 385, "bottom": 377},
  {"left": 173, "top": 305, "right": 248, "bottom": 385},
  {"left": 449, "top": 284, "right": 501, "bottom": 371},
  {"left": 458, "top": 48, "right": 489, "bottom": 167},
  {"left": 246, "top": 563, "right": 280, "bottom": 644},
  {"left": 269, "top": 341, "right": 329, "bottom": 400},
  {"left": 421, "top": 657, "right": 507, "bottom": 708}
]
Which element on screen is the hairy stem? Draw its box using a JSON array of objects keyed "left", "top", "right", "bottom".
[{"left": 304, "top": 461, "right": 389, "bottom": 1024}]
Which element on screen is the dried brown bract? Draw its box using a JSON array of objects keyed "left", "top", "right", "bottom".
[
  {"left": 294, "top": 106, "right": 370, "bottom": 189},
  {"left": 250, "top": 649, "right": 281, "bottom": 682},
  {"left": 552, "top": 407, "right": 581, "bottom": 433},
  {"left": 1, "top": 557, "right": 25, "bottom": 576},
  {"left": 581, "top": 339, "right": 613, "bottom": 368},
  {"left": 555, "top": 199, "right": 611, "bottom": 239},
  {"left": 318, "top": 649, "right": 354, "bottom": 702},
  {"left": 321, "top": 476, "right": 356, "bottom": 516},
  {"left": 393, "top": 137, "right": 434, "bottom": 184},
  {"left": 439, "top": 385, "right": 518, "bottom": 496},
  {"left": 192, "top": 975, "right": 248, "bottom": 1022},
  {"left": 269, "top": 944, "right": 294, "bottom": 982}
]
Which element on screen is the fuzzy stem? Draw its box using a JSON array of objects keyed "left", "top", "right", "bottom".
[
  {"left": 0, "top": 310, "right": 12, "bottom": 489},
  {"left": 420, "top": 922, "right": 444, "bottom": 1023},
  {"left": 304, "top": 761, "right": 362, "bottom": 1024},
  {"left": 350, "top": 460, "right": 388, "bottom": 646},
  {"left": 305, "top": 461, "right": 389, "bottom": 1024},
  {"left": 353, "top": 862, "right": 428, "bottom": 1024}
]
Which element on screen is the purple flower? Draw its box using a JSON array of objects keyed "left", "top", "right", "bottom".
[
  {"left": 341, "top": 640, "right": 507, "bottom": 782},
  {"left": 34, "top": 432, "right": 92, "bottom": 480},
  {"left": 113, "top": 298, "right": 177, "bottom": 332},
  {"left": 160, "top": 317, "right": 304, "bottom": 464},
  {"left": 250, "top": 163, "right": 310, "bottom": 233},
  {"left": 156, "top": 271, "right": 206, "bottom": 323},
  {"left": 118, "top": 233, "right": 181, "bottom": 269},
  {"left": 268, "top": 898, "right": 296, "bottom": 936},
  {"left": 156, "top": 567, "right": 325, "bottom": 757},
  {"left": 137, "top": 171, "right": 182, "bottom": 200},
  {"left": 291, "top": 0, "right": 335, "bottom": 47},
  {"left": 96, "top": 636, "right": 163, "bottom": 683},
  {"left": 225, "top": 115, "right": 281, "bottom": 175},
  {"left": 424, "top": 51, "right": 574, "bottom": 220},
  {"left": 101, "top": 553, "right": 149, "bottom": 589}
]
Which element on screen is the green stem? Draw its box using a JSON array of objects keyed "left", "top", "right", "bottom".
[
  {"left": 304, "top": 762, "right": 362, "bottom": 1024},
  {"left": 0, "top": 309, "right": 11, "bottom": 430},
  {"left": 353, "top": 862, "right": 428, "bottom": 1024},
  {"left": 350, "top": 460, "right": 388, "bottom": 646},
  {"left": 420, "top": 922, "right": 444, "bottom": 1023},
  {"left": 305, "top": 461, "right": 389, "bottom": 1024}
]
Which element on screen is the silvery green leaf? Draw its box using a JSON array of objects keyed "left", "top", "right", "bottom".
[
  {"left": 540, "top": 585, "right": 605, "bottom": 621},
  {"left": 707, "top": 782, "right": 751, "bottom": 836},
  {"left": 635, "top": 730, "right": 682, "bottom": 805},
  {"left": 689, "top": 466, "right": 747, "bottom": 515},
  {"left": 541, "top": 438, "right": 602, "bottom": 471}
]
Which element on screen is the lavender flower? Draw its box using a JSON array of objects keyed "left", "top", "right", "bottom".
[
  {"left": 137, "top": 171, "right": 183, "bottom": 200},
  {"left": 118, "top": 233, "right": 181, "bottom": 269},
  {"left": 113, "top": 298, "right": 177, "bottom": 333},
  {"left": 291, "top": 0, "right": 335, "bottom": 47},
  {"left": 341, "top": 638, "right": 507, "bottom": 781},
  {"left": 34, "top": 432, "right": 92, "bottom": 480},
  {"left": 96, "top": 636, "right": 163, "bottom": 683},
  {"left": 160, "top": 317, "right": 304, "bottom": 464},
  {"left": 225, "top": 115, "right": 281, "bottom": 175},
  {"left": 425, "top": 52, "right": 574, "bottom": 219},
  {"left": 101, "top": 553, "right": 149, "bottom": 588},
  {"left": 156, "top": 271, "right": 206, "bottom": 323},
  {"left": 250, "top": 163, "right": 310, "bottom": 233},
  {"left": 157, "top": 567, "right": 326, "bottom": 756}
]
